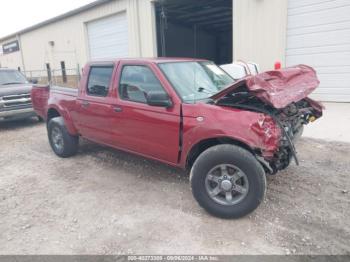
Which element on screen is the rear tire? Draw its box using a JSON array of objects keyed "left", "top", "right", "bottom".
[
  {"left": 47, "top": 117, "right": 79, "bottom": 157},
  {"left": 190, "top": 144, "right": 266, "bottom": 219}
]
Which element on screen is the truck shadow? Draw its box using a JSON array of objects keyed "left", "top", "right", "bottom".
[
  {"left": 78, "top": 138, "right": 188, "bottom": 182},
  {"left": 0, "top": 117, "right": 43, "bottom": 131}
]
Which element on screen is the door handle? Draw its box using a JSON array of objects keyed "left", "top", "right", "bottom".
[
  {"left": 113, "top": 106, "right": 123, "bottom": 113},
  {"left": 81, "top": 100, "right": 90, "bottom": 108}
]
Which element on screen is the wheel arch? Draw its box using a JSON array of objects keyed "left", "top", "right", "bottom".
[
  {"left": 47, "top": 107, "right": 61, "bottom": 121},
  {"left": 185, "top": 136, "right": 256, "bottom": 171},
  {"left": 46, "top": 106, "right": 78, "bottom": 135}
]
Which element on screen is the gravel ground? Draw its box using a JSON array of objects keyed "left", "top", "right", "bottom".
[{"left": 0, "top": 118, "right": 349, "bottom": 255}]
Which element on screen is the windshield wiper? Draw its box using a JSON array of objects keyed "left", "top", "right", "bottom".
[
  {"left": 210, "top": 81, "right": 237, "bottom": 97},
  {"left": 198, "top": 87, "right": 215, "bottom": 95},
  {"left": 1, "top": 82, "right": 24, "bottom": 85}
]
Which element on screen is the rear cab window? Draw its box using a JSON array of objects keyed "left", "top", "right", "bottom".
[{"left": 87, "top": 66, "right": 114, "bottom": 97}]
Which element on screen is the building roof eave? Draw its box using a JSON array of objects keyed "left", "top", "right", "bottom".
[{"left": 0, "top": 0, "right": 112, "bottom": 43}]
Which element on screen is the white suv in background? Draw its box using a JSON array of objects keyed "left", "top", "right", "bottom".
[{"left": 220, "top": 62, "right": 260, "bottom": 80}]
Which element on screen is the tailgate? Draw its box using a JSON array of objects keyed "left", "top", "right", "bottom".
[{"left": 31, "top": 85, "right": 50, "bottom": 118}]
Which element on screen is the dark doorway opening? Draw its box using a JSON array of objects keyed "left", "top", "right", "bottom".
[{"left": 155, "top": 0, "right": 233, "bottom": 65}]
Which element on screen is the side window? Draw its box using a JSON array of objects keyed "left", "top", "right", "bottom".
[
  {"left": 87, "top": 66, "right": 114, "bottom": 97},
  {"left": 119, "top": 65, "right": 166, "bottom": 103}
]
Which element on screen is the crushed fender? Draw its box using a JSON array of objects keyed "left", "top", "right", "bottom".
[{"left": 211, "top": 65, "right": 324, "bottom": 174}]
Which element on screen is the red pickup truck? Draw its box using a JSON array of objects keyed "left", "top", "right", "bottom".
[{"left": 31, "top": 58, "right": 322, "bottom": 218}]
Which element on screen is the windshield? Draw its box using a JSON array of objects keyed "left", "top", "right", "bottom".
[
  {"left": 158, "top": 61, "right": 234, "bottom": 102},
  {"left": 0, "top": 70, "right": 28, "bottom": 86}
]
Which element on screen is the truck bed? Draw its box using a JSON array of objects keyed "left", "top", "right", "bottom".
[
  {"left": 31, "top": 85, "right": 78, "bottom": 120},
  {"left": 51, "top": 85, "right": 78, "bottom": 96}
]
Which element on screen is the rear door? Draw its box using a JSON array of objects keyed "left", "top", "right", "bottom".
[
  {"left": 74, "top": 64, "right": 117, "bottom": 145},
  {"left": 110, "top": 61, "right": 181, "bottom": 164}
]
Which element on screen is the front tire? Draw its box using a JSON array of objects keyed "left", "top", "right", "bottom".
[
  {"left": 47, "top": 117, "right": 79, "bottom": 157},
  {"left": 190, "top": 144, "right": 266, "bottom": 219}
]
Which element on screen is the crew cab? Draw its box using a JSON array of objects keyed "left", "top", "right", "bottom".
[
  {"left": 0, "top": 68, "right": 39, "bottom": 121},
  {"left": 31, "top": 58, "right": 323, "bottom": 218}
]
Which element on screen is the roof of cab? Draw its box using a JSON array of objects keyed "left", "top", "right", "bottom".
[{"left": 87, "top": 57, "right": 209, "bottom": 65}]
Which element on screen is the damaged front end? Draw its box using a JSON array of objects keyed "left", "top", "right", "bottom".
[
  {"left": 265, "top": 98, "right": 322, "bottom": 173},
  {"left": 212, "top": 65, "right": 323, "bottom": 174}
]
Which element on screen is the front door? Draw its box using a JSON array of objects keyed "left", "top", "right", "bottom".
[{"left": 110, "top": 63, "right": 181, "bottom": 164}]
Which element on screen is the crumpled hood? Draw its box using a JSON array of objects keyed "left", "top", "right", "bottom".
[{"left": 211, "top": 65, "right": 320, "bottom": 109}]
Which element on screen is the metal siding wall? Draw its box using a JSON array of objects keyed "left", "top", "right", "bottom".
[
  {"left": 286, "top": 0, "right": 350, "bottom": 102},
  {"left": 87, "top": 12, "right": 129, "bottom": 59},
  {"left": 126, "top": 0, "right": 158, "bottom": 57},
  {"left": 20, "top": 0, "right": 128, "bottom": 71},
  {"left": 0, "top": 0, "right": 157, "bottom": 71},
  {"left": 138, "top": 0, "right": 158, "bottom": 57},
  {"left": 233, "top": 0, "right": 288, "bottom": 71}
]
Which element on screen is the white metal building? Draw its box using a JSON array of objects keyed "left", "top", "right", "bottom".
[
  {"left": 0, "top": 0, "right": 157, "bottom": 73},
  {"left": 285, "top": 0, "right": 350, "bottom": 102},
  {"left": 0, "top": 0, "right": 349, "bottom": 102}
]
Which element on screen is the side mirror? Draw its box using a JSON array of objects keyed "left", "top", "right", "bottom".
[
  {"left": 123, "top": 84, "right": 147, "bottom": 103},
  {"left": 146, "top": 91, "right": 172, "bottom": 108},
  {"left": 30, "top": 78, "right": 38, "bottom": 84}
]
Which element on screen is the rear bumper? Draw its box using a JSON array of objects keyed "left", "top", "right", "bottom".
[{"left": 0, "top": 107, "right": 36, "bottom": 119}]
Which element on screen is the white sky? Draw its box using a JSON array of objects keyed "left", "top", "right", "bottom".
[{"left": 0, "top": 0, "right": 95, "bottom": 38}]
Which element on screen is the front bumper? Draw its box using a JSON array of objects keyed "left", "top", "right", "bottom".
[
  {"left": 0, "top": 107, "right": 36, "bottom": 120},
  {"left": 0, "top": 93, "right": 35, "bottom": 120}
]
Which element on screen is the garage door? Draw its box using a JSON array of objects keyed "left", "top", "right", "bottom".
[
  {"left": 286, "top": 0, "right": 350, "bottom": 102},
  {"left": 87, "top": 12, "right": 128, "bottom": 60}
]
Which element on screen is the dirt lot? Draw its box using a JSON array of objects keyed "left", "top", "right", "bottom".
[{"left": 0, "top": 118, "right": 349, "bottom": 255}]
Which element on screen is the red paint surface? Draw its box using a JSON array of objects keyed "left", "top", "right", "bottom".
[{"left": 31, "top": 58, "right": 321, "bottom": 169}]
